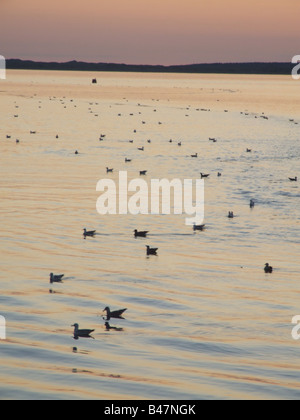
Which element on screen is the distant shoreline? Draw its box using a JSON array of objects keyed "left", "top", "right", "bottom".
[{"left": 6, "top": 59, "right": 293, "bottom": 75}]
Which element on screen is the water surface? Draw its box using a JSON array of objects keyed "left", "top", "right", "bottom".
[{"left": 0, "top": 70, "right": 299, "bottom": 400}]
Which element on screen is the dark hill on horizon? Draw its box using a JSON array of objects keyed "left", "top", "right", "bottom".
[{"left": 6, "top": 59, "right": 293, "bottom": 75}]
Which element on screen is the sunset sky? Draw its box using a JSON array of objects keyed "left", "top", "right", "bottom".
[{"left": 1, "top": 0, "right": 299, "bottom": 65}]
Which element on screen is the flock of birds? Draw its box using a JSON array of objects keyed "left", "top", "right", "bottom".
[
  {"left": 50, "top": 272, "right": 127, "bottom": 338},
  {"left": 50, "top": 179, "right": 278, "bottom": 340},
  {"left": 6, "top": 86, "right": 299, "bottom": 342}
]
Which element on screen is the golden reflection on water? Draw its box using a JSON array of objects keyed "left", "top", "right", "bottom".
[{"left": 0, "top": 70, "right": 300, "bottom": 399}]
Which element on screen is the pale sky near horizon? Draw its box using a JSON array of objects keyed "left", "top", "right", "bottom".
[{"left": 0, "top": 0, "right": 299, "bottom": 65}]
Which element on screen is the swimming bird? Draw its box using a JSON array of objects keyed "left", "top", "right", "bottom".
[
  {"left": 246, "top": 148, "right": 252, "bottom": 153},
  {"left": 200, "top": 173, "right": 210, "bottom": 178},
  {"left": 191, "top": 153, "right": 198, "bottom": 158},
  {"left": 178, "top": 142, "right": 182, "bottom": 146},
  {"left": 134, "top": 229, "right": 149, "bottom": 237},
  {"left": 106, "top": 167, "right": 113, "bottom": 173},
  {"left": 72, "top": 323, "right": 95, "bottom": 338},
  {"left": 193, "top": 223, "right": 205, "bottom": 231},
  {"left": 83, "top": 228, "right": 96, "bottom": 237},
  {"left": 50, "top": 273, "right": 64, "bottom": 284},
  {"left": 289, "top": 177, "right": 297, "bottom": 182},
  {"left": 217, "top": 172, "right": 222, "bottom": 177},
  {"left": 264, "top": 263, "right": 273, "bottom": 273},
  {"left": 146, "top": 245, "right": 158, "bottom": 256},
  {"left": 139, "top": 170, "right": 147, "bottom": 176},
  {"left": 125, "top": 158, "right": 132, "bottom": 162},
  {"left": 103, "top": 307, "right": 127, "bottom": 321},
  {"left": 137, "top": 147, "right": 144, "bottom": 151},
  {"left": 228, "top": 211, "right": 234, "bottom": 218},
  {"left": 250, "top": 199, "right": 255, "bottom": 208}
]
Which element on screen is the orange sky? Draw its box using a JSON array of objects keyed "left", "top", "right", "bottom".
[{"left": 1, "top": 0, "right": 299, "bottom": 64}]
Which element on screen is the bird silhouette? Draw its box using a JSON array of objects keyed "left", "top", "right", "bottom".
[
  {"left": 134, "top": 230, "right": 149, "bottom": 238},
  {"left": 193, "top": 223, "right": 205, "bottom": 231},
  {"left": 264, "top": 263, "right": 273, "bottom": 273},
  {"left": 83, "top": 228, "right": 96, "bottom": 237},
  {"left": 50, "top": 273, "right": 64, "bottom": 284},
  {"left": 146, "top": 245, "right": 158, "bottom": 256},
  {"left": 72, "top": 323, "right": 95, "bottom": 339},
  {"left": 103, "top": 307, "right": 127, "bottom": 320}
]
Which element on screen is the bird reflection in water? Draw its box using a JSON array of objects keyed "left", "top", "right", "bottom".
[{"left": 105, "top": 322, "right": 124, "bottom": 332}]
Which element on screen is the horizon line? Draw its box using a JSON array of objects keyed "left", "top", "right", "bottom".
[{"left": 6, "top": 58, "right": 292, "bottom": 67}]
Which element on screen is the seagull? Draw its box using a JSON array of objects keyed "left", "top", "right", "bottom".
[
  {"left": 50, "top": 273, "right": 64, "bottom": 284},
  {"left": 200, "top": 173, "right": 210, "bottom": 178},
  {"left": 103, "top": 307, "right": 127, "bottom": 321},
  {"left": 193, "top": 223, "right": 205, "bottom": 232},
  {"left": 72, "top": 323, "right": 95, "bottom": 338},
  {"left": 134, "top": 229, "right": 149, "bottom": 237},
  {"left": 264, "top": 263, "right": 273, "bottom": 273},
  {"left": 289, "top": 177, "right": 297, "bottom": 182},
  {"left": 83, "top": 228, "right": 96, "bottom": 237},
  {"left": 146, "top": 245, "right": 158, "bottom": 256}
]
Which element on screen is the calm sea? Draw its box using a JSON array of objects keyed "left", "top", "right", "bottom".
[{"left": 0, "top": 70, "right": 299, "bottom": 400}]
